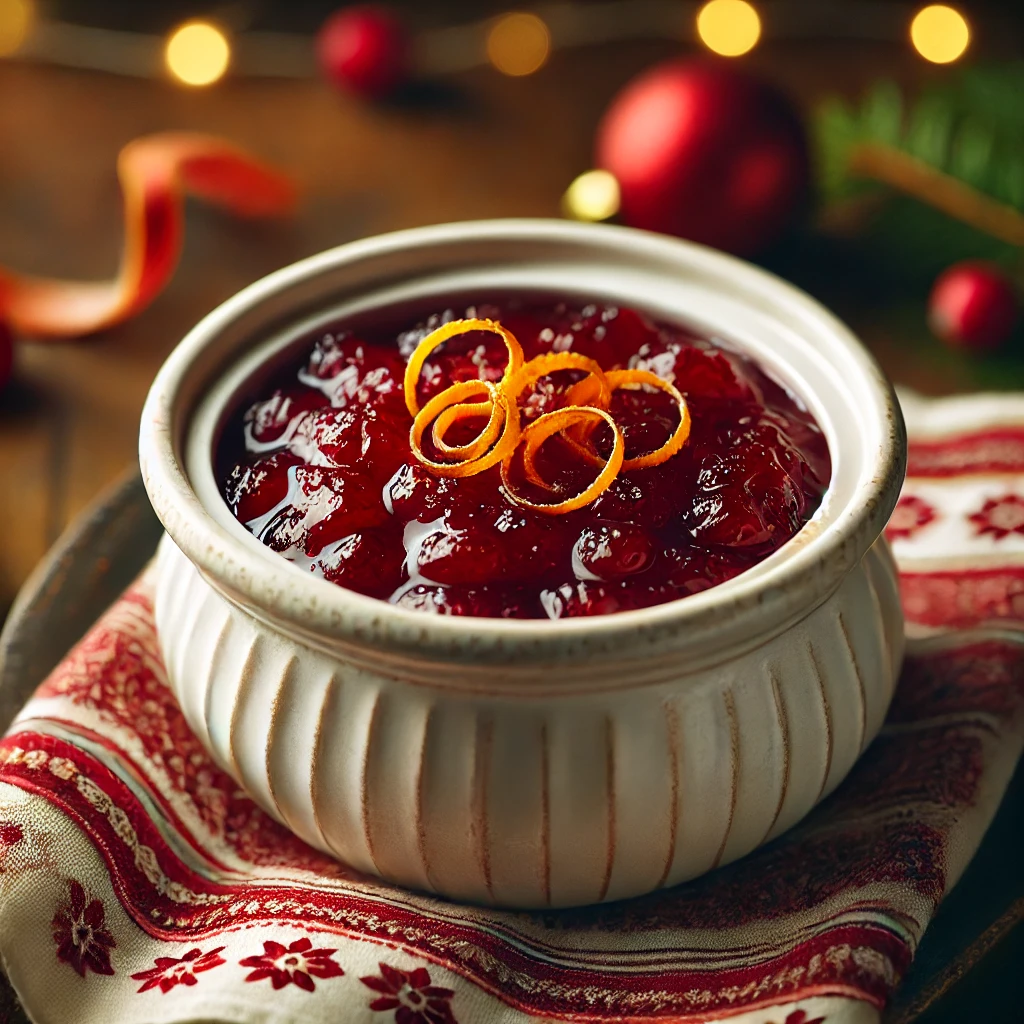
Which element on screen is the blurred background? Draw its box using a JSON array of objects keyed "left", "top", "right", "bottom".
[{"left": 0, "top": 2, "right": 1022, "bottom": 1016}]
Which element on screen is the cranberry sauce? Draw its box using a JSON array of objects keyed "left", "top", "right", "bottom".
[{"left": 217, "top": 298, "right": 830, "bottom": 618}]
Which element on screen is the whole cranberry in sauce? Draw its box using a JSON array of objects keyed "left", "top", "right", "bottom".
[{"left": 217, "top": 300, "right": 830, "bottom": 618}]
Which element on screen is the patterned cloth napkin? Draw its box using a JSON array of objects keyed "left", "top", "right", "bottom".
[{"left": 1, "top": 390, "right": 1023, "bottom": 1024}]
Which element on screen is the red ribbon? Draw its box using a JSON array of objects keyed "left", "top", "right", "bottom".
[{"left": 0, "top": 133, "right": 296, "bottom": 338}]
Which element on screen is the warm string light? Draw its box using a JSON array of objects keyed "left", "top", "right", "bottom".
[
  {"left": 0, "top": 3, "right": 986, "bottom": 81},
  {"left": 0, "top": 0, "right": 32, "bottom": 57},
  {"left": 910, "top": 5, "right": 969, "bottom": 64},
  {"left": 165, "top": 21, "right": 230, "bottom": 86},
  {"left": 697, "top": 0, "right": 762, "bottom": 57},
  {"left": 562, "top": 170, "right": 621, "bottom": 222},
  {"left": 486, "top": 11, "right": 551, "bottom": 77}
]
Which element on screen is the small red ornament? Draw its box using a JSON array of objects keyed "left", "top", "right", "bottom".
[
  {"left": 928, "top": 261, "right": 1020, "bottom": 352},
  {"left": 596, "top": 60, "right": 809, "bottom": 256},
  {"left": 0, "top": 322, "right": 12, "bottom": 394},
  {"left": 317, "top": 5, "right": 410, "bottom": 99}
]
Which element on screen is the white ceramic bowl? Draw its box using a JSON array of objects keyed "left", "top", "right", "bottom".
[{"left": 140, "top": 220, "right": 906, "bottom": 908}]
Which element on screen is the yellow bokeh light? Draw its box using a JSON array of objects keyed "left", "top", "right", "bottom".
[
  {"left": 487, "top": 12, "right": 551, "bottom": 77},
  {"left": 910, "top": 5, "right": 969, "bottom": 64},
  {"left": 165, "top": 21, "right": 230, "bottom": 87},
  {"left": 697, "top": 0, "right": 761, "bottom": 57},
  {"left": 562, "top": 169, "right": 621, "bottom": 222},
  {"left": 0, "top": 0, "right": 33, "bottom": 57}
]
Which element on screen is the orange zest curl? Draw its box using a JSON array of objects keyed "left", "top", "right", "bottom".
[
  {"left": 431, "top": 391, "right": 504, "bottom": 460},
  {"left": 410, "top": 381, "right": 521, "bottom": 478},
  {"left": 403, "top": 317, "right": 524, "bottom": 417},
  {"left": 520, "top": 404, "right": 603, "bottom": 489},
  {"left": 605, "top": 369, "right": 692, "bottom": 470},
  {"left": 403, "top": 318, "right": 692, "bottom": 513},
  {"left": 500, "top": 407, "right": 625, "bottom": 515},
  {"left": 506, "top": 350, "right": 614, "bottom": 482},
  {"left": 507, "top": 350, "right": 612, "bottom": 409}
]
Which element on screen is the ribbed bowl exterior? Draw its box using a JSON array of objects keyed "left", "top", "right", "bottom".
[
  {"left": 142, "top": 220, "right": 907, "bottom": 908},
  {"left": 155, "top": 534, "right": 903, "bottom": 908}
]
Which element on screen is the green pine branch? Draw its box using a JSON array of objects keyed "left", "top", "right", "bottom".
[
  {"left": 818, "top": 63, "right": 1024, "bottom": 207},
  {"left": 814, "top": 63, "right": 1024, "bottom": 277}
]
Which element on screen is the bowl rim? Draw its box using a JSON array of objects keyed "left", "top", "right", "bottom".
[{"left": 139, "top": 219, "right": 906, "bottom": 673}]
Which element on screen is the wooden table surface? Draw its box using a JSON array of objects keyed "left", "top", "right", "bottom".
[
  {"left": 5, "top": 34, "right": 1022, "bottom": 617},
  {"left": 0, "top": 29, "right": 1022, "bottom": 1021}
]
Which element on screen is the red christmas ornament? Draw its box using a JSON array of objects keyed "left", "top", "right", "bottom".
[
  {"left": 0, "top": 322, "right": 11, "bottom": 394},
  {"left": 928, "top": 261, "right": 1020, "bottom": 352},
  {"left": 317, "top": 5, "right": 410, "bottom": 99},
  {"left": 596, "top": 60, "right": 809, "bottom": 256}
]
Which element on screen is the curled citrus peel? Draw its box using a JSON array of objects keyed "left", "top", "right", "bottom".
[
  {"left": 431, "top": 386, "right": 505, "bottom": 459},
  {"left": 403, "top": 317, "right": 524, "bottom": 417},
  {"left": 506, "top": 350, "right": 614, "bottom": 485},
  {"left": 507, "top": 350, "right": 611, "bottom": 409},
  {"left": 410, "top": 381, "right": 521, "bottom": 477},
  {"left": 403, "top": 318, "right": 691, "bottom": 513},
  {"left": 605, "top": 369, "right": 691, "bottom": 470},
  {"left": 520, "top": 402, "right": 610, "bottom": 491},
  {"left": 501, "top": 407, "right": 625, "bottom": 514}
]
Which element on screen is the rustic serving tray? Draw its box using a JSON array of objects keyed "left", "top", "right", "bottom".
[{"left": 0, "top": 471, "right": 1020, "bottom": 1024}]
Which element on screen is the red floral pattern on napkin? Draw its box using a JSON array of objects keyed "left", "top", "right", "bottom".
[
  {"left": 0, "top": 391, "right": 1022, "bottom": 1024},
  {"left": 969, "top": 494, "right": 1024, "bottom": 540},
  {"left": 132, "top": 946, "right": 226, "bottom": 993},
  {"left": 361, "top": 962, "right": 457, "bottom": 1023},
  {"left": 885, "top": 494, "right": 937, "bottom": 541},
  {"left": 240, "top": 938, "right": 344, "bottom": 991},
  {"left": 52, "top": 880, "right": 116, "bottom": 978}
]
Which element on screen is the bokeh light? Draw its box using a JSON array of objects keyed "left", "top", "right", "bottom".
[
  {"left": 0, "top": 0, "right": 33, "bottom": 57},
  {"left": 487, "top": 12, "right": 551, "bottom": 77},
  {"left": 910, "top": 5, "right": 969, "bottom": 63},
  {"left": 696, "top": 0, "right": 761, "bottom": 57},
  {"left": 165, "top": 21, "right": 231, "bottom": 86},
  {"left": 562, "top": 169, "right": 621, "bottom": 222}
]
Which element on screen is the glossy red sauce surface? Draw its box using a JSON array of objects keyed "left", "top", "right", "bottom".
[{"left": 217, "top": 299, "right": 830, "bottom": 618}]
